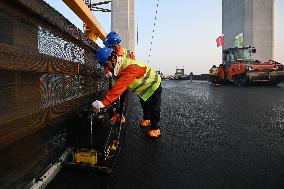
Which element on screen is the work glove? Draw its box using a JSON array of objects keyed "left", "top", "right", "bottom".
[
  {"left": 92, "top": 100, "right": 105, "bottom": 110},
  {"left": 105, "top": 71, "right": 113, "bottom": 78}
]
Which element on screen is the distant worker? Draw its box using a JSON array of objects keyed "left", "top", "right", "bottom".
[
  {"left": 92, "top": 47, "right": 162, "bottom": 138},
  {"left": 189, "top": 72, "right": 194, "bottom": 82},
  {"left": 209, "top": 65, "right": 221, "bottom": 86}
]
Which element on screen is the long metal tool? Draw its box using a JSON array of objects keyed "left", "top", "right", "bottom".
[{"left": 103, "top": 97, "right": 124, "bottom": 160}]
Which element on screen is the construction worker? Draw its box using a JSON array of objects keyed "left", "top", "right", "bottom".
[
  {"left": 103, "top": 31, "right": 152, "bottom": 128},
  {"left": 92, "top": 47, "right": 162, "bottom": 138},
  {"left": 189, "top": 72, "right": 194, "bottom": 82},
  {"left": 209, "top": 65, "right": 220, "bottom": 85},
  {"left": 103, "top": 31, "right": 136, "bottom": 125}
]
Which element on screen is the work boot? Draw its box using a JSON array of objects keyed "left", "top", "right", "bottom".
[
  {"left": 110, "top": 113, "right": 125, "bottom": 125},
  {"left": 139, "top": 119, "right": 151, "bottom": 127},
  {"left": 147, "top": 129, "right": 161, "bottom": 138}
]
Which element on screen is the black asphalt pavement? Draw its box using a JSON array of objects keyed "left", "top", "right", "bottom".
[{"left": 47, "top": 80, "right": 284, "bottom": 189}]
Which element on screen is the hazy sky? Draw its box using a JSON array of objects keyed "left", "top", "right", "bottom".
[{"left": 46, "top": 0, "right": 283, "bottom": 75}]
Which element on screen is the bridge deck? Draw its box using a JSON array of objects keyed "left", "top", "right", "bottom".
[{"left": 47, "top": 80, "right": 284, "bottom": 189}]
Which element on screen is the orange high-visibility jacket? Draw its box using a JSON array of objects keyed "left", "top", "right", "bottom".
[
  {"left": 102, "top": 46, "right": 138, "bottom": 106},
  {"left": 101, "top": 63, "right": 147, "bottom": 106}
]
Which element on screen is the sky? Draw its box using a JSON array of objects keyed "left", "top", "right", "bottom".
[{"left": 45, "top": 0, "right": 283, "bottom": 75}]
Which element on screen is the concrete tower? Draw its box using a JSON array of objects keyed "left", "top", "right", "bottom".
[
  {"left": 111, "top": 0, "right": 135, "bottom": 51},
  {"left": 222, "top": 0, "right": 274, "bottom": 61}
]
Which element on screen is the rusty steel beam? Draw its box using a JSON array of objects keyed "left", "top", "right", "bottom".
[{"left": 62, "top": 0, "right": 107, "bottom": 41}]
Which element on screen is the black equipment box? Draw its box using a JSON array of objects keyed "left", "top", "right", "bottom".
[{"left": 65, "top": 106, "right": 111, "bottom": 152}]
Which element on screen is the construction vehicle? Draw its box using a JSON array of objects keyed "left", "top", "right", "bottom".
[
  {"left": 209, "top": 46, "right": 284, "bottom": 86},
  {"left": 174, "top": 67, "right": 190, "bottom": 80}
]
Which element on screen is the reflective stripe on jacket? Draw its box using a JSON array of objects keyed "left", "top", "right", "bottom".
[
  {"left": 122, "top": 58, "right": 161, "bottom": 101},
  {"left": 210, "top": 67, "right": 219, "bottom": 75},
  {"left": 101, "top": 58, "right": 161, "bottom": 106}
]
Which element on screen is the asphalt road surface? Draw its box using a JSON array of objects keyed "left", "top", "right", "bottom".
[{"left": 47, "top": 80, "right": 284, "bottom": 189}]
